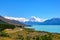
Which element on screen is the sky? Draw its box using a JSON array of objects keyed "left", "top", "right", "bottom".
[{"left": 0, "top": 0, "right": 60, "bottom": 19}]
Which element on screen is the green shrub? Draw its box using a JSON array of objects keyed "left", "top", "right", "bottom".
[{"left": 0, "top": 32, "right": 9, "bottom": 37}]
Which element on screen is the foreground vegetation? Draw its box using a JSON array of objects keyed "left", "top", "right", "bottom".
[{"left": 0, "top": 24, "right": 60, "bottom": 40}]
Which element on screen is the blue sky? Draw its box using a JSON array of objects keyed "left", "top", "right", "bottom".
[{"left": 0, "top": 0, "right": 60, "bottom": 19}]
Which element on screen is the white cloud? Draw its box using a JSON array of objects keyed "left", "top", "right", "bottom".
[
  {"left": 4, "top": 16, "right": 47, "bottom": 22},
  {"left": 4, "top": 16, "right": 29, "bottom": 22}
]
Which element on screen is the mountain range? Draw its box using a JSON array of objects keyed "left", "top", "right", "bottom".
[
  {"left": 0, "top": 16, "right": 60, "bottom": 25},
  {"left": 24, "top": 18, "right": 60, "bottom": 25}
]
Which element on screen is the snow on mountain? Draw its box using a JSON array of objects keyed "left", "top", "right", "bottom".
[
  {"left": 4, "top": 16, "right": 46, "bottom": 22},
  {"left": 29, "top": 16, "right": 46, "bottom": 22}
]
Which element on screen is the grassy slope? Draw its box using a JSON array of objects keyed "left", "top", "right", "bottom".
[{"left": 0, "top": 27, "right": 60, "bottom": 40}]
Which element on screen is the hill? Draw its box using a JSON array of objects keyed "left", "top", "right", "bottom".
[
  {"left": 0, "top": 28, "right": 60, "bottom": 40},
  {"left": 0, "top": 16, "right": 26, "bottom": 27}
]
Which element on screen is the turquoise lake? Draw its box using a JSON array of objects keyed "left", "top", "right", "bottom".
[{"left": 27, "top": 25, "right": 60, "bottom": 33}]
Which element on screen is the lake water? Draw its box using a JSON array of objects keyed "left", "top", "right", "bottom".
[{"left": 27, "top": 25, "right": 60, "bottom": 33}]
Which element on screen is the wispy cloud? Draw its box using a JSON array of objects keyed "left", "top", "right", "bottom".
[{"left": 4, "top": 16, "right": 29, "bottom": 22}]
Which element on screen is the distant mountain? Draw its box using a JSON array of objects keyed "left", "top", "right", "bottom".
[
  {"left": 29, "top": 16, "right": 45, "bottom": 22},
  {"left": 4, "top": 16, "right": 60, "bottom": 25},
  {"left": 23, "top": 16, "right": 44, "bottom": 25},
  {"left": 5, "top": 16, "right": 45, "bottom": 22},
  {"left": 43, "top": 18, "right": 60, "bottom": 25},
  {"left": 4, "top": 16, "right": 45, "bottom": 25},
  {"left": 24, "top": 18, "right": 60, "bottom": 25}
]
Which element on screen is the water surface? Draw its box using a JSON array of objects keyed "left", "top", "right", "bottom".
[{"left": 27, "top": 25, "right": 60, "bottom": 33}]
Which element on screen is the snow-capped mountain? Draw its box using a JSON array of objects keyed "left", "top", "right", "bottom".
[
  {"left": 4, "top": 16, "right": 46, "bottom": 22},
  {"left": 4, "top": 16, "right": 46, "bottom": 25},
  {"left": 29, "top": 16, "right": 46, "bottom": 22},
  {"left": 4, "top": 16, "right": 60, "bottom": 25}
]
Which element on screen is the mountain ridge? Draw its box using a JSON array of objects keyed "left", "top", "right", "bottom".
[
  {"left": 24, "top": 18, "right": 60, "bottom": 25},
  {"left": 2, "top": 16, "right": 60, "bottom": 25},
  {"left": 0, "top": 16, "right": 26, "bottom": 27}
]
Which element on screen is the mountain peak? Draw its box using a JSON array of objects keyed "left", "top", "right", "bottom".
[{"left": 29, "top": 16, "right": 46, "bottom": 22}]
